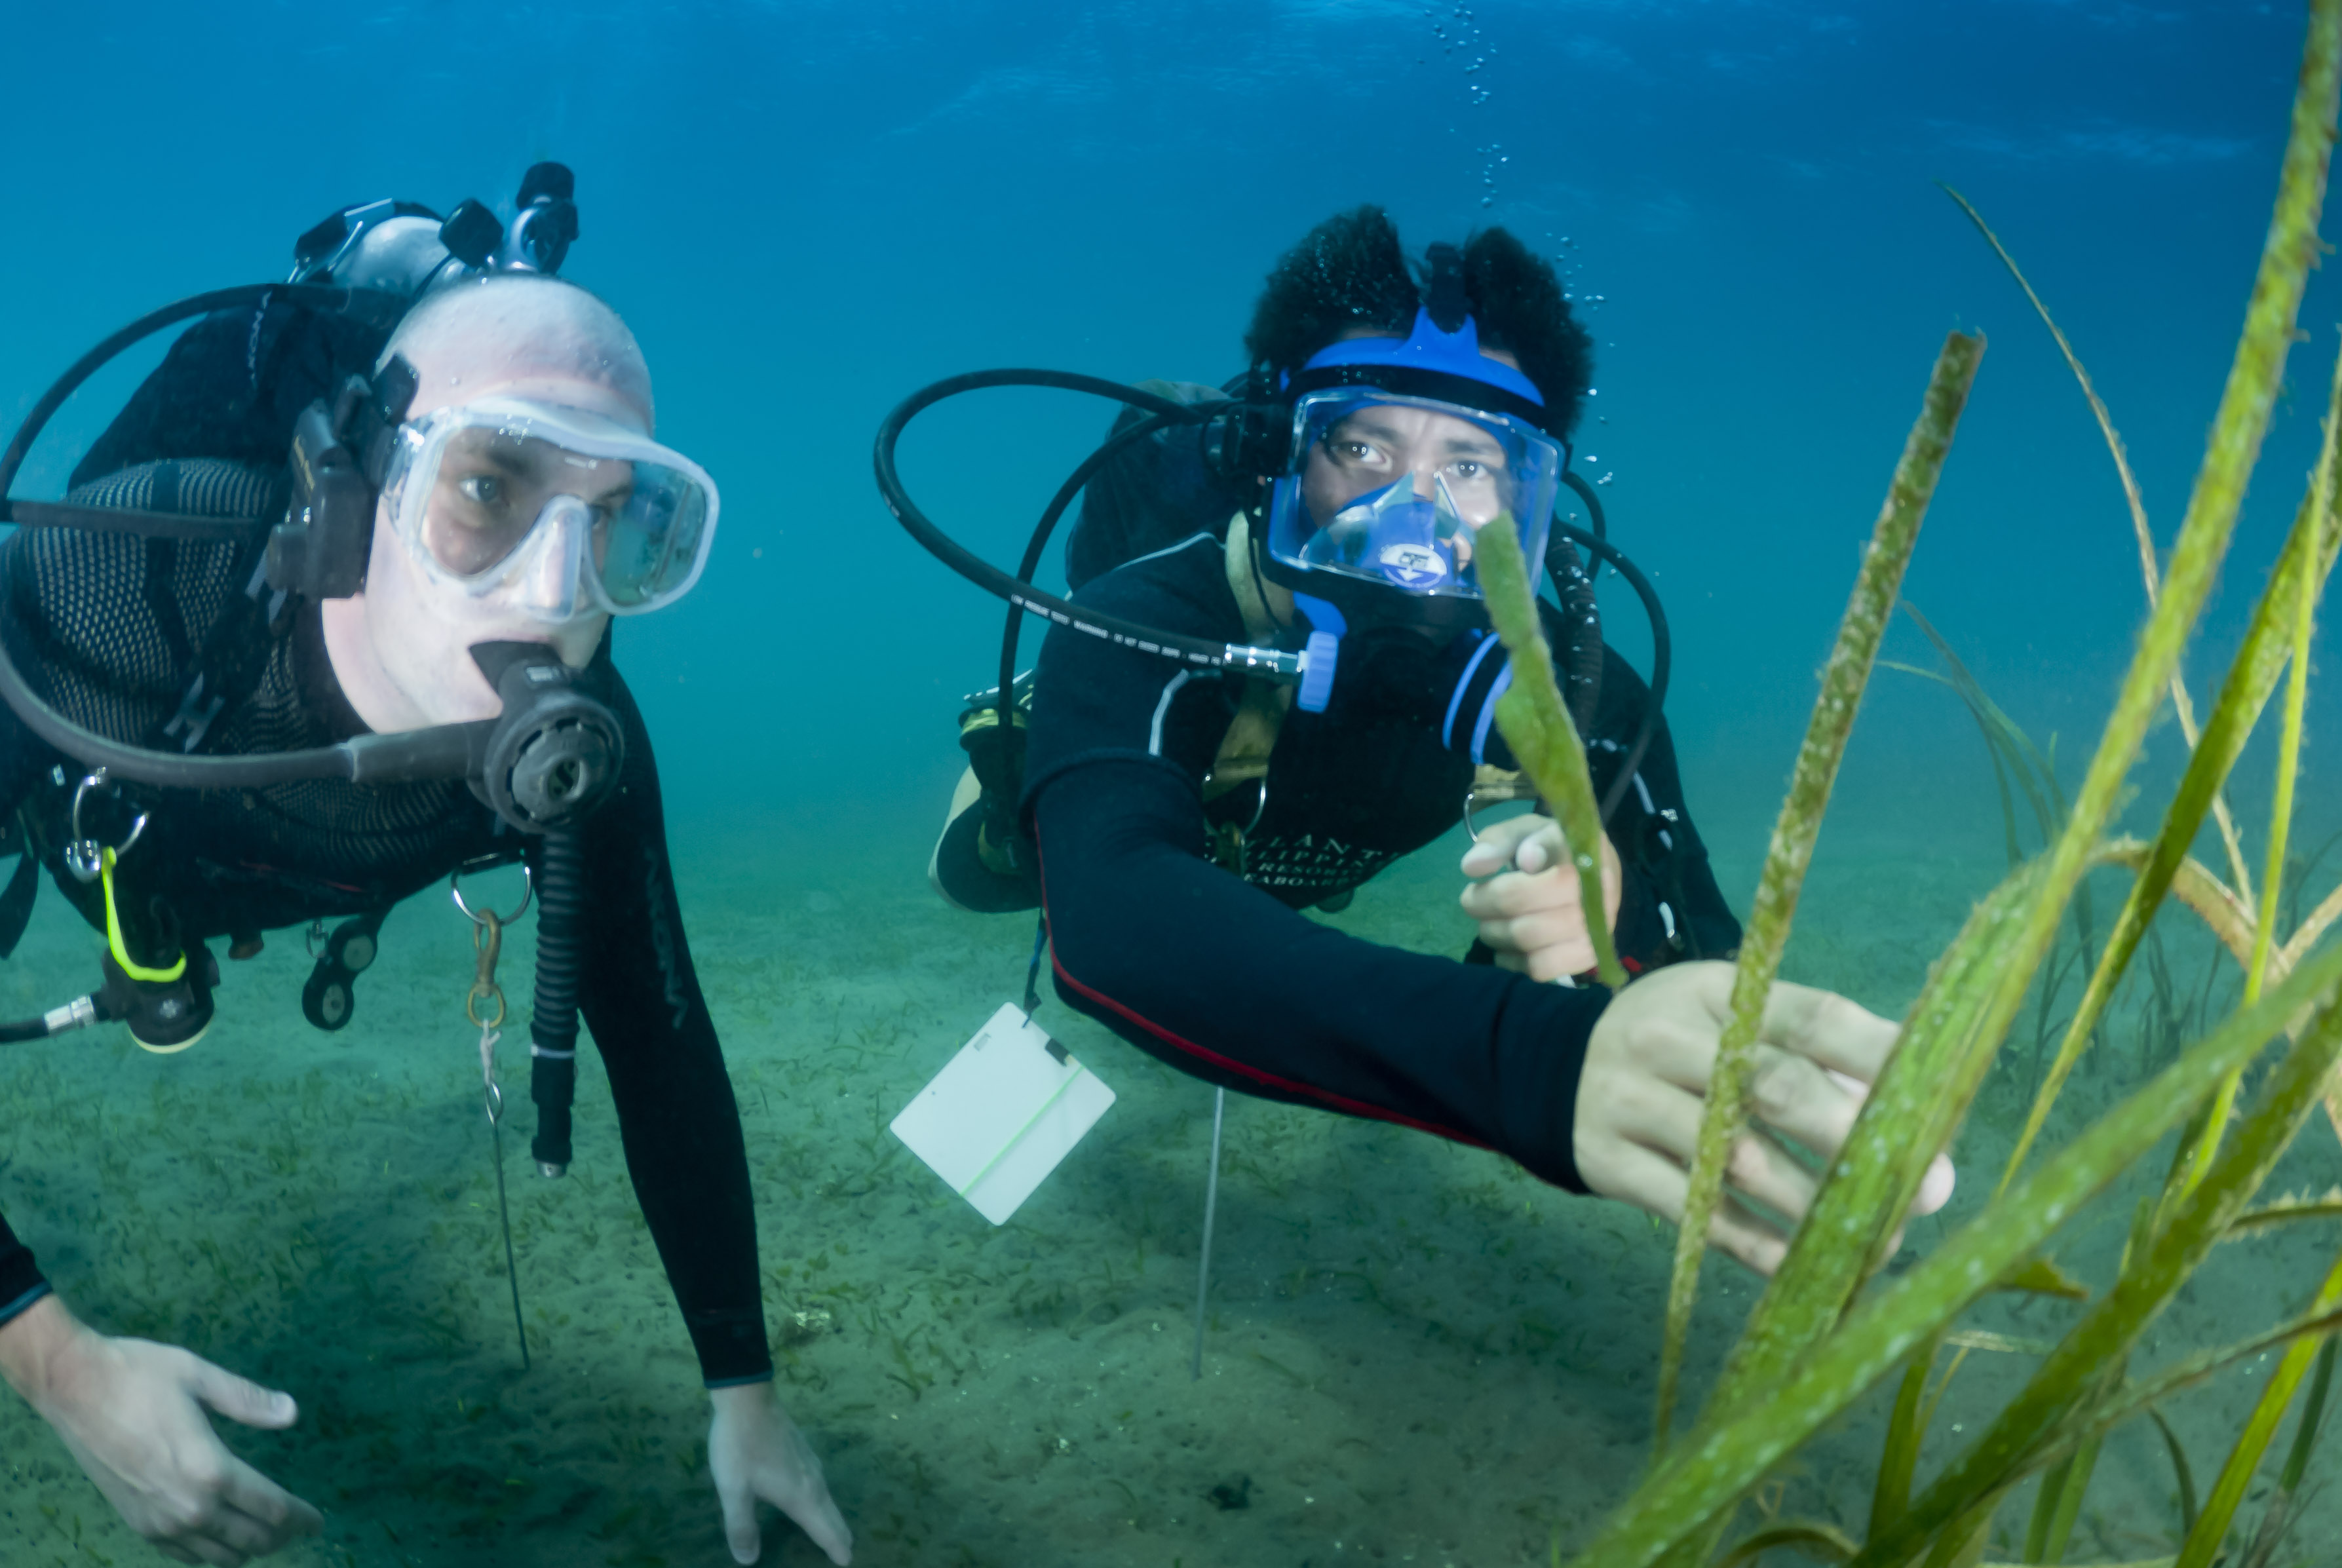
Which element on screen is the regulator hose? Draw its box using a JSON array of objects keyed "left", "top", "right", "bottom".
[
  {"left": 995, "top": 406, "right": 1187, "bottom": 725},
  {"left": 1554, "top": 506, "right": 1672, "bottom": 824},
  {"left": 0, "top": 279, "right": 501, "bottom": 792},
  {"left": 528, "top": 828, "right": 586, "bottom": 1175},
  {"left": 873, "top": 369, "right": 1303, "bottom": 680}
]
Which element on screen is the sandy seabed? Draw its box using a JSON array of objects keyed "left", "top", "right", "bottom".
[{"left": 1, "top": 776, "right": 2337, "bottom": 1568}]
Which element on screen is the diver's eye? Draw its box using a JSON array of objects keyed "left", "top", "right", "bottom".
[
  {"left": 457, "top": 474, "right": 507, "bottom": 511},
  {"left": 1330, "top": 440, "right": 1379, "bottom": 463},
  {"left": 1450, "top": 460, "right": 1488, "bottom": 482}
]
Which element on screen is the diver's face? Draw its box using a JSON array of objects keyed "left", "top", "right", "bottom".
[
  {"left": 1301, "top": 404, "right": 1513, "bottom": 530},
  {"left": 353, "top": 367, "right": 650, "bottom": 728}
]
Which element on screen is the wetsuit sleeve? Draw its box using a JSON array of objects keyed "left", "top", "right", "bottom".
[
  {"left": 1035, "top": 765, "right": 1600, "bottom": 1187},
  {"left": 1022, "top": 552, "right": 1603, "bottom": 1190},
  {"left": 0, "top": 1215, "right": 48, "bottom": 1327},
  {"left": 575, "top": 672, "right": 769, "bottom": 1385}
]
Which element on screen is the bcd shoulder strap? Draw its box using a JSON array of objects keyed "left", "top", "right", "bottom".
[{"left": 1202, "top": 511, "right": 1294, "bottom": 804}]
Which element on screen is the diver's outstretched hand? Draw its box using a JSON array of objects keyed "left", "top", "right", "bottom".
[
  {"left": 1459, "top": 813, "right": 1622, "bottom": 981},
  {"left": 1573, "top": 962, "right": 1955, "bottom": 1275},
  {"left": 0, "top": 1293, "right": 320, "bottom": 1565},
  {"left": 708, "top": 1380, "right": 852, "bottom": 1565}
]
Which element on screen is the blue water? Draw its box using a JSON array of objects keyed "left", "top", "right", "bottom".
[{"left": 2, "top": 3, "right": 2338, "bottom": 1564}]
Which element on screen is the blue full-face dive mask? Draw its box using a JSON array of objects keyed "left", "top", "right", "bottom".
[
  {"left": 1265, "top": 390, "right": 1562, "bottom": 602},
  {"left": 1261, "top": 308, "right": 1567, "bottom": 711}
]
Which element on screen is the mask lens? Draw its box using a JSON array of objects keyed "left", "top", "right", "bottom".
[
  {"left": 409, "top": 411, "right": 718, "bottom": 613},
  {"left": 597, "top": 463, "right": 711, "bottom": 609},
  {"left": 422, "top": 426, "right": 634, "bottom": 579}
]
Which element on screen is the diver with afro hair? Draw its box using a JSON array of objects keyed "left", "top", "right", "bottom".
[
  {"left": 929, "top": 205, "right": 1953, "bottom": 1272},
  {"left": 1240, "top": 206, "right": 1594, "bottom": 436}
]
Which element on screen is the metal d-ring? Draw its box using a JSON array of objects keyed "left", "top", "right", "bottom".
[
  {"left": 451, "top": 863, "right": 533, "bottom": 927},
  {"left": 1461, "top": 784, "right": 1488, "bottom": 845},
  {"left": 1462, "top": 782, "right": 1514, "bottom": 844},
  {"left": 1461, "top": 778, "right": 1541, "bottom": 845},
  {"left": 63, "top": 769, "right": 149, "bottom": 883},
  {"left": 1242, "top": 776, "right": 1271, "bottom": 835}
]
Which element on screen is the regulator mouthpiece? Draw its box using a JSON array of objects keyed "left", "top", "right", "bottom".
[{"left": 469, "top": 643, "right": 626, "bottom": 832}]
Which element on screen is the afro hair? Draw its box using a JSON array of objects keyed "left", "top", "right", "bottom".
[{"left": 1241, "top": 205, "right": 1593, "bottom": 438}]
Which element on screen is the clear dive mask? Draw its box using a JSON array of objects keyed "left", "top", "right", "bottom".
[
  {"left": 379, "top": 398, "right": 719, "bottom": 621},
  {"left": 1263, "top": 387, "right": 1562, "bottom": 601}
]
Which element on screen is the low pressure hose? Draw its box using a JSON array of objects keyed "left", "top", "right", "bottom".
[
  {"left": 0, "top": 995, "right": 102, "bottom": 1044},
  {"left": 874, "top": 370, "right": 1305, "bottom": 681},
  {"left": 528, "top": 828, "right": 586, "bottom": 1176}
]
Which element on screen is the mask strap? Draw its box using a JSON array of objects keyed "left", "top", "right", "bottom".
[
  {"left": 356, "top": 355, "right": 421, "bottom": 486},
  {"left": 1423, "top": 243, "right": 1470, "bottom": 333}
]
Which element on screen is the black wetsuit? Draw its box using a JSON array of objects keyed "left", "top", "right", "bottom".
[
  {"left": 938, "top": 503, "right": 1738, "bottom": 1191},
  {"left": 0, "top": 300, "right": 769, "bottom": 1386}
]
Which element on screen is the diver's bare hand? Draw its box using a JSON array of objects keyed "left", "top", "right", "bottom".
[
  {"left": 1459, "top": 813, "right": 1622, "bottom": 980},
  {"left": 0, "top": 1294, "right": 320, "bottom": 1565},
  {"left": 1571, "top": 963, "right": 1955, "bottom": 1275},
  {"left": 708, "top": 1380, "right": 852, "bottom": 1564}
]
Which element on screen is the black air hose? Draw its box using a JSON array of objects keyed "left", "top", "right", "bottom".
[
  {"left": 528, "top": 828, "right": 586, "bottom": 1174},
  {"left": 1549, "top": 534, "right": 1604, "bottom": 733}
]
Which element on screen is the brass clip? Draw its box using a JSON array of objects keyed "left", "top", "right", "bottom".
[{"left": 466, "top": 909, "right": 507, "bottom": 1029}]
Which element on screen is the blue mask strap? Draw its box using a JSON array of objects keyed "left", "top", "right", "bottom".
[{"left": 1293, "top": 594, "right": 1346, "bottom": 713}]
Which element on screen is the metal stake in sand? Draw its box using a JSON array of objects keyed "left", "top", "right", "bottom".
[
  {"left": 1191, "top": 1086, "right": 1226, "bottom": 1381},
  {"left": 465, "top": 908, "right": 533, "bottom": 1372}
]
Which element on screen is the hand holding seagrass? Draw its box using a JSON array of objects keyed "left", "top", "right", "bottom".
[
  {"left": 1459, "top": 811, "right": 1624, "bottom": 981},
  {"left": 1574, "top": 962, "right": 1955, "bottom": 1275}
]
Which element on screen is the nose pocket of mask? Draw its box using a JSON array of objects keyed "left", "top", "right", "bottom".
[{"left": 509, "top": 495, "right": 593, "bottom": 621}]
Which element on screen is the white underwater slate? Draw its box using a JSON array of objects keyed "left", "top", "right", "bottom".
[{"left": 891, "top": 1002, "right": 1116, "bottom": 1226}]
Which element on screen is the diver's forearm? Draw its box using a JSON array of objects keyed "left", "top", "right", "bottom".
[
  {"left": 0, "top": 1291, "right": 75, "bottom": 1406},
  {"left": 588, "top": 993, "right": 770, "bottom": 1382},
  {"left": 1036, "top": 762, "right": 1603, "bottom": 1188},
  {"left": 607, "top": 1102, "right": 771, "bottom": 1383}
]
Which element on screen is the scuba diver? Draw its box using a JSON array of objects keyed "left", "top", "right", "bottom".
[
  {"left": 902, "top": 206, "right": 1953, "bottom": 1273},
  {"left": 0, "top": 182, "right": 851, "bottom": 1567}
]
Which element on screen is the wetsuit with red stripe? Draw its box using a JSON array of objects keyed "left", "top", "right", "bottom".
[{"left": 1019, "top": 529, "right": 1738, "bottom": 1190}]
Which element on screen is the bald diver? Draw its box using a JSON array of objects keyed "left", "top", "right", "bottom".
[{"left": 0, "top": 182, "right": 851, "bottom": 1565}]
